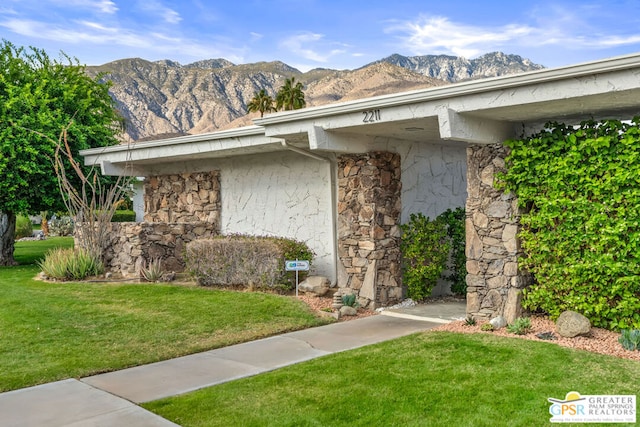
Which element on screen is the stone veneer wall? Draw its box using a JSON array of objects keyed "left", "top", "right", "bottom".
[
  {"left": 465, "top": 143, "right": 531, "bottom": 323},
  {"left": 102, "top": 222, "right": 218, "bottom": 277},
  {"left": 144, "top": 171, "right": 221, "bottom": 224},
  {"left": 90, "top": 171, "right": 223, "bottom": 277},
  {"left": 337, "top": 152, "right": 402, "bottom": 308}
]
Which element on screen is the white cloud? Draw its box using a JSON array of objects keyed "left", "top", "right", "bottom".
[
  {"left": 47, "top": 0, "right": 118, "bottom": 14},
  {"left": 387, "top": 8, "right": 640, "bottom": 59},
  {"left": 0, "top": 7, "right": 18, "bottom": 15},
  {"left": 137, "top": 0, "right": 182, "bottom": 25},
  {"left": 280, "top": 32, "right": 348, "bottom": 63},
  {"left": 94, "top": 0, "right": 117, "bottom": 14},
  {"left": 386, "top": 15, "right": 535, "bottom": 58}
]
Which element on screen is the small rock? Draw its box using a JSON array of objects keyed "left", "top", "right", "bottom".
[
  {"left": 339, "top": 306, "right": 357, "bottom": 316},
  {"left": 556, "top": 310, "right": 591, "bottom": 338},
  {"left": 162, "top": 271, "right": 176, "bottom": 282},
  {"left": 105, "top": 272, "right": 113, "bottom": 279},
  {"left": 375, "top": 298, "right": 416, "bottom": 312},
  {"left": 490, "top": 315, "right": 507, "bottom": 329},
  {"left": 298, "top": 276, "right": 330, "bottom": 296}
]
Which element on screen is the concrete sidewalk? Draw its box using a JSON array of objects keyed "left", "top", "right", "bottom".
[{"left": 0, "top": 304, "right": 465, "bottom": 427}]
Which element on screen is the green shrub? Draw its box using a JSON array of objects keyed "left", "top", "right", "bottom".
[
  {"left": 185, "top": 235, "right": 314, "bottom": 289},
  {"left": 341, "top": 293, "right": 359, "bottom": 308},
  {"left": 48, "top": 216, "right": 74, "bottom": 237},
  {"left": 506, "top": 317, "right": 532, "bottom": 335},
  {"left": 437, "top": 208, "right": 467, "bottom": 295},
  {"left": 500, "top": 118, "right": 640, "bottom": 330},
  {"left": 400, "top": 213, "right": 450, "bottom": 301},
  {"left": 273, "top": 237, "right": 315, "bottom": 288},
  {"left": 111, "top": 210, "right": 136, "bottom": 222},
  {"left": 481, "top": 323, "right": 494, "bottom": 331},
  {"left": 38, "top": 247, "right": 104, "bottom": 280},
  {"left": 15, "top": 215, "right": 33, "bottom": 239},
  {"left": 619, "top": 329, "right": 640, "bottom": 351}
]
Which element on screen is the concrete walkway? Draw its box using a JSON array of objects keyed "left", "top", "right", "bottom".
[{"left": 0, "top": 303, "right": 465, "bottom": 427}]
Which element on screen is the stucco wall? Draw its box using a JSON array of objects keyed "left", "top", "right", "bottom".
[
  {"left": 365, "top": 139, "right": 467, "bottom": 221},
  {"left": 218, "top": 151, "right": 335, "bottom": 282},
  {"left": 400, "top": 142, "right": 467, "bottom": 221}
]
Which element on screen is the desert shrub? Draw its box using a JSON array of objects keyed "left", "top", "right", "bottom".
[
  {"left": 500, "top": 118, "right": 640, "bottom": 330},
  {"left": 400, "top": 213, "right": 450, "bottom": 301},
  {"left": 48, "top": 215, "right": 74, "bottom": 236},
  {"left": 341, "top": 293, "right": 359, "bottom": 307},
  {"left": 15, "top": 215, "right": 33, "bottom": 239},
  {"left": 185, "top": 235, "right": 314, "bottom": 289},
  {"left": 140, "top": 258, "right": 164, "bottom": 282},
  {"left": 506, "top": 317, "right": 532, "bottom": 335},
  {"left": 619, "top": 329, "right": 640, "bottom": 351},
  {"left": 111, "top": 210, "right": 136, "bottom": 222},
  {"left": 480, "top": 323, "right": 494, "bottom": 332},
  {"left": 38, "top": 247, "right": 104, "bottom": 280}
]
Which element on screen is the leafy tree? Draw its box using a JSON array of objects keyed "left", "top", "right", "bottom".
[
  {"left": 275, "top": 77, "right": 306, "bottom": 111},
  {"left": 0, "top": 40, "right": 123, "bottom": 265},
  {"left": 247, "top": 89, "right": 275, "bottom": 118}
]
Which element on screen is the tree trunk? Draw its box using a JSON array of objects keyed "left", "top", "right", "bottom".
[{"left": 0, "top": 211, "right": 17, "bottom": 266}]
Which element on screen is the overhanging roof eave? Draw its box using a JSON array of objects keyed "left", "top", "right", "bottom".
[
  {"left": 254, "top": 52, "right": 640, "bottom": 126},
  {"left": 80, "top": 124, "right": 267, "bottom": 157}
]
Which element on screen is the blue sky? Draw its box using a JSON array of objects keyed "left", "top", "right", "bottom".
[{"left": 1, "top": 0, "right": 640, "bottom": 71}]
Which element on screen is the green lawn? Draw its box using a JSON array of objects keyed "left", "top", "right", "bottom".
[
  {"left": 144, "top": 332, "right": 639, "bottom": 427},
  {"left": 0, "top": 238, "right": 330, "bottom": 392}
]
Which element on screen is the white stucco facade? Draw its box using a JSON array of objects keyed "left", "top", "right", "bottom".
[
  {"left": 218, "top": 151, "right": 336, "bottom": 280},
  {"left": 380, "top": 140, "right": 467, "bottom": 221}
]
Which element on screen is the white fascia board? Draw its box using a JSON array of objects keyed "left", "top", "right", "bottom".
[
  {"left": 81, "top": 125, "right": 274, "bottom": 166},
  {"left": 254, "top": 53, "right": 640, "bottom": 127}
]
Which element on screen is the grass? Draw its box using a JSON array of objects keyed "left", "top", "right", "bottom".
[
  {"left": 0, "top": 238, "right": 330, "bottom": 392},
  {"left": 144, "top": 332, "right": 640, "bottom": 427}
]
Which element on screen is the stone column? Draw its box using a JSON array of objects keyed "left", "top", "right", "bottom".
[
  {"left": 465, "top": 143, "right": 531, "bottom": 323},
  {"left": 336, "top": 152, "right": 402, "bottom": 309}
]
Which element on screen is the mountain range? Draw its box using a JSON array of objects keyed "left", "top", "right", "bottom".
[{"left": 86, "top": 52, "right": 544, "bottom": 142}]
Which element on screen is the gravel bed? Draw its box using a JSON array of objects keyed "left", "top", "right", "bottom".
[
  {"left": 297, "top": 294, "right": 638, "bottom": 361},
  {"left": 432, "top": 315, "right": 640, "bottom": 361},
  {"left": 296, "top": 294, "right": 376, "bottom": 321}
]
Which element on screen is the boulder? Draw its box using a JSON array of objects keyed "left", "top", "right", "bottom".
[
  {"left": 490, "top": 315, "right": 507, "bottom": 330},
  {"left": 556, "top": 311, "right": 591, "bottom": 338},
  {"left": 298, "top": 276, "right": 330, "bottom": 296},
  {"left": 339, "top": 306, "right": 357, "bottom": 316}
]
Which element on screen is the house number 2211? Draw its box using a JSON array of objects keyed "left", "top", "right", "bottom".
[{"left": 362, "top": 109, "right": 381, "bottom": 123}]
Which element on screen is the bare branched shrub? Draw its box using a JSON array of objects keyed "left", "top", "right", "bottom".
[
  {"left": 51, "top": 123, "right": 133, "bottom": 262},
  {"left": 185, "top": 235, "right": 314, "bottom": 289},
  {"left": 185, "top": 236, "right": 281, "bottom": 287}
]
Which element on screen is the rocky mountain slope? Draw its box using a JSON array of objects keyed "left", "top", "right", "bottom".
[
  {"left": 371, "top": 51, "right": 544, "bottom": 82},
  {"left": 87, "top": 52, "right": 543, "bottom": 142}
]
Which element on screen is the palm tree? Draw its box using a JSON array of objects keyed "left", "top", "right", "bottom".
[
  {"left": 276, "top": 77, "right": 306, "bottom": 111},
  {"left": 247, "top": 89, "right": 275, "bottom": 118}
]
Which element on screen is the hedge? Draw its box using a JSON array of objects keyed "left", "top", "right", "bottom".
[{"left": 500, "top": 118, "right": 640, "bottom": 330}]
